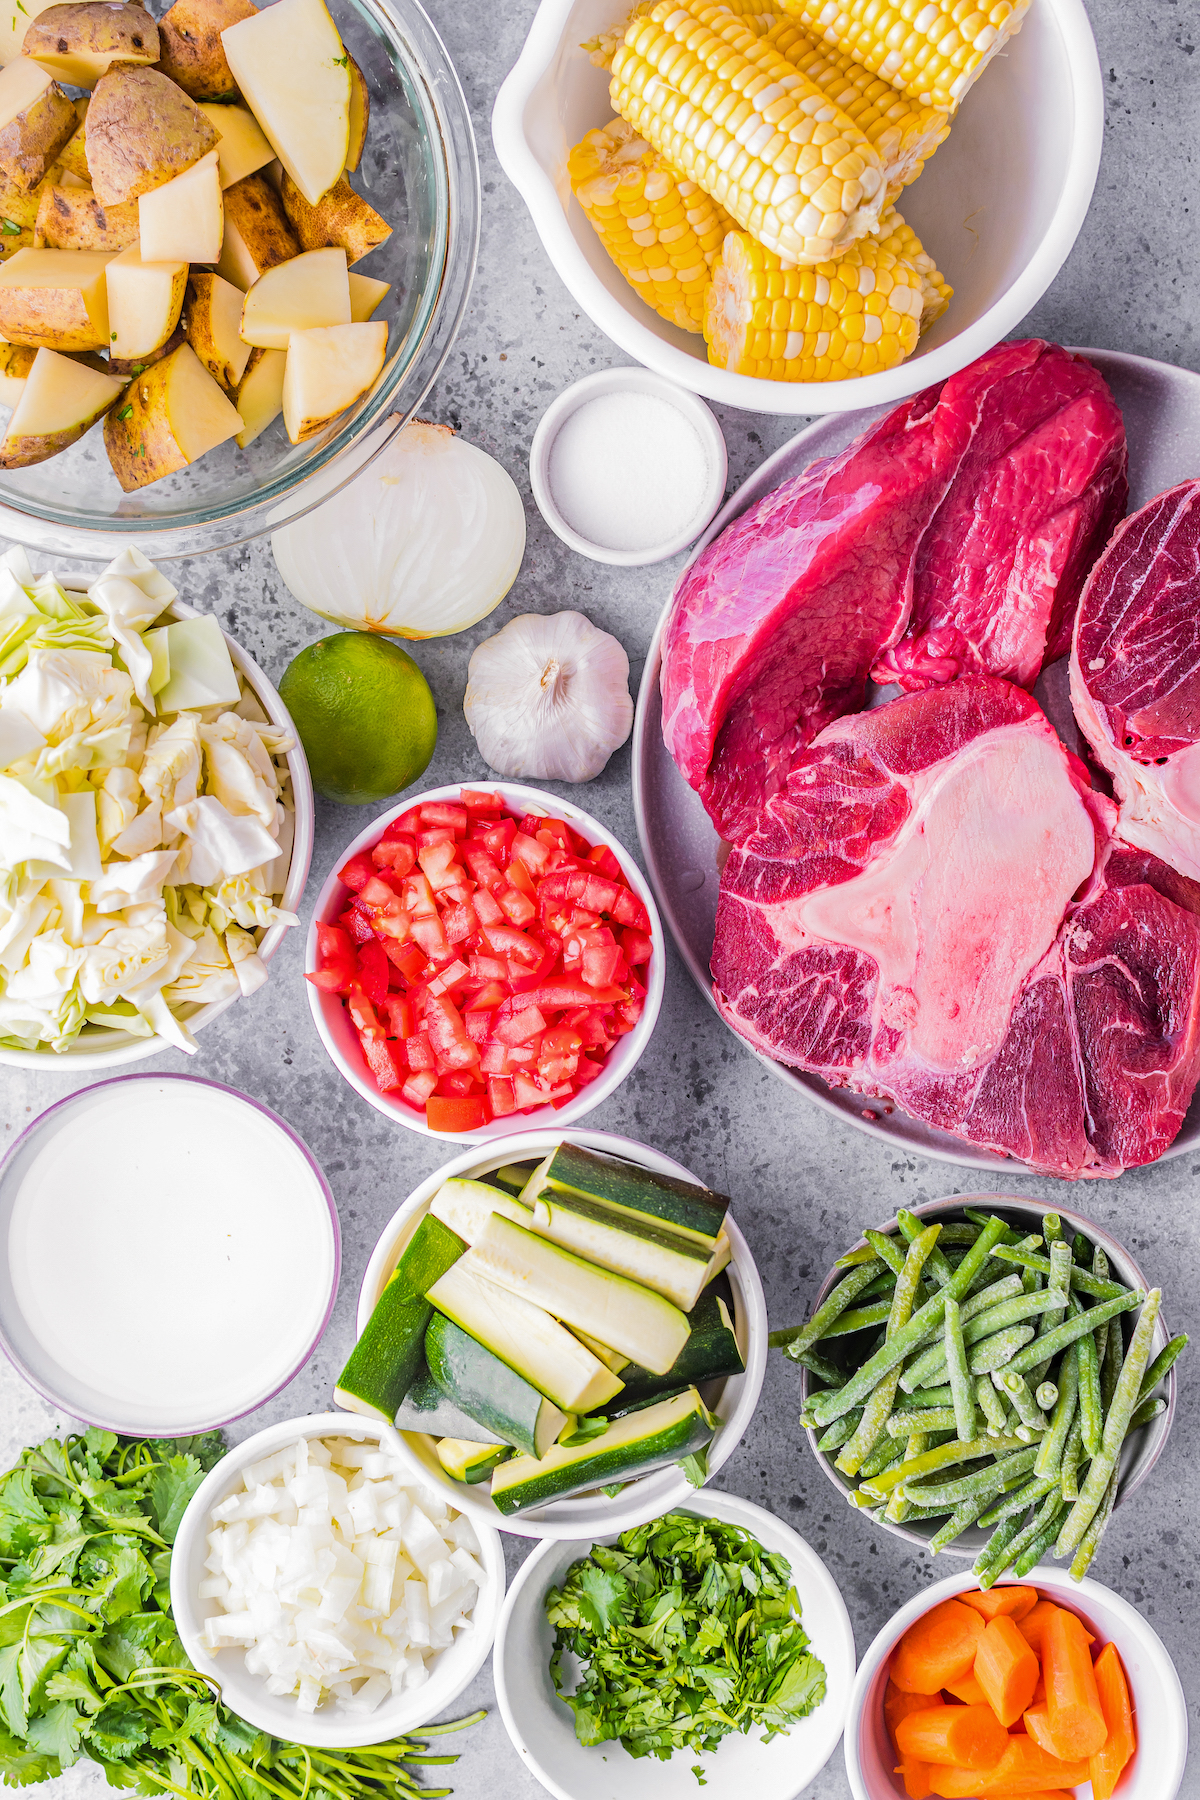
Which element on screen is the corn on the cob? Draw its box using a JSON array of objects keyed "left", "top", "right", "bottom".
[
  {"left": 775, "top": 0, "right": 1031, "bottom": 112},
  {"left": 610, "top": 0, "right": 887, "bottom": 267},
  {"left": 763, "top": 19, "right": 949, "bottom": 198},
  {"left": 585, "top": 0, "right": 778, "bottom": 69},
  {"left": 703, "top": 223, "right": 924, "bottom": 379},
  {"left": 569, "top": 119, "right": 734, "bottom": 331},
  {"left": 874, "top": 205, "right": 952, "bottom": 327}
]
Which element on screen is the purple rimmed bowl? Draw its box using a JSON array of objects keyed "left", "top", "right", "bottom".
[{"left": 0, "top": 1074, "right": 340, "bottom": 1435}]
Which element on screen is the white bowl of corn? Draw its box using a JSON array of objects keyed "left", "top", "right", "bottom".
[{"left": 492, "top": 0, "right": 1104, "bottom": 413}]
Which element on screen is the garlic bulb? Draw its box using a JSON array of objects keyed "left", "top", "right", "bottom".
[
  {"left": 464, "top": 611, "right": 634, "bottom": 783},
  {"left": 270, "top": 420, "right": 526, "bottom": 639}
]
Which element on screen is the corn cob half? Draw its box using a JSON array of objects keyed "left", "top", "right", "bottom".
[
  {"left": 704, "top": 218, "right": 929, "bottom": 380},
  {"left": 610, "top": 0, "right": 887, "bottom": 267},
  {"left": 874, "top": 205, "right": 952, "bottom": 328},
  {"left": 764, "top": 18, "right": 950, "bottom": 199},
  {"left": 775, "top": 0, "right": 1032, "bottom": 112},
  {"left": 569, "top": 119, "right": 734, "bottom": 331},
  {"left": 585, "top": 0, "right": 779, "bottom": 69}
]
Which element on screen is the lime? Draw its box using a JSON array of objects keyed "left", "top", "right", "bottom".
[{"left": 279, "top": 632, "right": 438, "bottom": 806}]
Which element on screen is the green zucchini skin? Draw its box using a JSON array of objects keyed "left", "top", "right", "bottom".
[
  {"left": 521, "top": 1143, "right": 730, "bottom": 1246},
  {"left": 489, "top": 1388, "right": 716, "bottom": 1516},
  {"left": 424, "top": 1311, "right": 566, "bottom": 1458},
  {"left": 605, "top": 1281, "right": 744, "bottom": 1412},
  {"left": 395, "top": 1367, "right": 507, "bottom": 1445},
  {"left": 436, "top": 1438, "right": 513, "bottom": 1483},
  {"left": 335, "top": 1216, "right": 466, "bottom": 1422},
  {"left": 489, "top": 1161, "right": 539, "bottom": 1194}
]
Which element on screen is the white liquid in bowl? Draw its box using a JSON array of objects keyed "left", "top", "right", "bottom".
[
  {"left": 2, "top": 1078, "right": 337, "bottom": 1432},
  {"left": 547, "top": 391, "right": 711, "bottom": 551}
]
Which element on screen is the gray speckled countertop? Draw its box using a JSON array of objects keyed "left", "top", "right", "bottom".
[{"left": 2, "top": 2, "right": 1198, "bottom": 1796}]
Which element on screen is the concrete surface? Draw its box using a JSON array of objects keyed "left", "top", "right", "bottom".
[{"left": 1, "top": 1, "right": 1198, "bottom": 1796}]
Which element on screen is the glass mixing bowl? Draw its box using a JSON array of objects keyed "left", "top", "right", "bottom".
[{"left": 0, "top": 0, "right": 479, "bottom": 562}]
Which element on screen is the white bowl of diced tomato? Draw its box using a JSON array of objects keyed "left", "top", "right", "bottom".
[{"left": 304, "top": 782, "right": 665, "bottom": 1138}]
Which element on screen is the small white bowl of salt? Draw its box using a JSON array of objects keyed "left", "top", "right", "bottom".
[{"left": 529, "top": 366, "right": 727, "bottom": 565}]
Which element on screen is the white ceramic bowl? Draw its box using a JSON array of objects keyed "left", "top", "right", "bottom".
[
  {"left": 798, "top": 1194, "right": 1178, "bottom": 1557},
  {"left": 493, "top": 1489, "right": 856, "bottom": 1800},
  {"left": 529, "top": 368, "right": 728, "bottom": 564},
  {"left": 492, "top": 0, "right": 1103, "bottom": 417},
  {"left": 170, "top": 1411, "right": 506, "bottom": 1748},
  {"left": 305, "top": 780, "right": 665, "bottom": 1141},
  {"left": 844, "top": 1565, "right": 1188, "bottom": 1800},
  {"left": 0, "top": 590, "right": 313, "bottom": 1070},
  {"left": 356, "top": 1128, "right": 768, "bottom": 1539}
]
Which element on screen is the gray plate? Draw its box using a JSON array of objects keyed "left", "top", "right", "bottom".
[{"left": 632, "top": 349, "right": 1200, "bottom": 1174}]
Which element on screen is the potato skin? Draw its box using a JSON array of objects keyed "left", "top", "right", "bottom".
[
  {"left": 104, "top": 354, "right": 186, "bottom": 490},
  {"left": 108, "top": 321, "right": 185, "bottom": 376},
  {"left": 156, "top": 0, "right": 257, "bottom": 99},
  {"left": 223, "top": 170, "right": 298, "bottom": 274},
  {"left": 35, "top": 185, "right": 140, "bottom": 249},
  {"left": 58, "top": 104, "right": 90, "bottom": 181},
  {"left": 0, "top": 83, "right": 77, "bottom": 197},
  {"left": 279, "top": 171, "right": 390, "bottom": 265},
  {"left": 22, "top": 4, "right": 159, "bottom": 75},
  {"left": 85, "top": 66, "right": 218, "bottom": 204},
  {"left": 0, "top": 390, "right": 118, "bottom": 467},
  {"left": 345, "top": 55, "right": 368, "bottom": 171},
  {"left": 0, "top": 286, "right": 102, "bottom": 352}
]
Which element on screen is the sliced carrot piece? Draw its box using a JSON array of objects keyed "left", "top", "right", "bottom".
[
  {"left": 1090, "top": 1641, "right": 1136, "bottom": 1800},
  {"left": 1030, "top": 1674, "right": 1046, "bottom": 1707},
  {"left": 896, "top": 1704, "right": 1008, "bottom": 1769},
  {"left": 1023, "top": 1701, "right": 1075, "bottom": 1761},
  {"left": 959, "top": 1585, "right": 1039, "bottom": 1624},
  {"left": 944, "top": 1672, "right": 988, "bottom": 1706},
  {"left": 892, "top": 1600, "right": 986, "bottom": 1693},
  {"left": 896, "top": 1759, "right": 935, "bottom": 1800},
  {"left": 1042, "top": 1607, "right": 1107, "bottom": 1759},
  {"left": 974, "top": 1733, "right": 1090, "bottom": 1793},
  {"left": 886, "top": 1680, "right": 946, "bottom": 1753},
  {"left": 928, "top": 1767, "right": 1001, "bottom": 1798},
  {"left": 1018, "top": 1599, "right": 1093, "bottom": 1659},
  {"left": 974, "top": 1614, "right": 1040, "bottom": 1728}
]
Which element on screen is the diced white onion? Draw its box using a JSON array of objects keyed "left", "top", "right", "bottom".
[{"left": 202, "top": 1436, "right": 478, "bottom": 1716}]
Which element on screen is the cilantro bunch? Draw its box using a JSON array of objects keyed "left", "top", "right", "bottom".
[
  {"left": 544, "top": 1511, "right": 826, "bottom": 1766},
  {"left": 0, "top": 1431, "right": 479, "bottom": 1797}
]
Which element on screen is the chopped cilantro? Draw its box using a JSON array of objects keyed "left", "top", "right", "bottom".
[
  {"left": 116, "top": 403, "right": 133, "bottom": 420},
  {"left": 0, "top": 218, "right": 21, "bottom": 235}
]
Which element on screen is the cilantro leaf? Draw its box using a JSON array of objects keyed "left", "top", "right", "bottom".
[
  {"left": 0, "top": 1725, "right": 59, "bottom": 1786},
  {"left": 575, "top": 1565, "right": 628, "bottom": 1635},
  {"left": 759, "top": 1651, "right": 827, "bottom": 1732},
  {"left": 24, "top": 1699, "right": 82, "bottom": 1767},
  {"left": 0, "top": 1472, "right": 52, "bottom": 1559},
  {"left": 89, "top": 1703, "right": 149, "bottom": 1761},
  {"left": 149, "top": 1455, "right": 205, "bottom": 1543}
]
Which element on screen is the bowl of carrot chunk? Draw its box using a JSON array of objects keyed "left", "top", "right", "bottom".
[{"left": 844, "top": 1570, "right": 1187, "bottom": 1800}]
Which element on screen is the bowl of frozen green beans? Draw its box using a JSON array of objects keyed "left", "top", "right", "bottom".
[{"left": 771, "top": 1196, "right": 1184, "bottom": 1583}]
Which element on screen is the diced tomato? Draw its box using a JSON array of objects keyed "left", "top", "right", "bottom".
[
  {"left": 505, "top": 854, "right": 538, "bottom": 896},
  {"left": 441, "top": 900, "right": 479, "bottom": 944},
  {"left": 401, "top": 872, "right": 438, "bottom": 917},
  {"left": 513, "top": 1072, "right": 553, "bottom": 1110},
  {"left": 510, "top": 833, "right": 551, "bottom": 877},
  {"left": 384, "top": 940, "right": 426, "bottom": 982},
  {"left": 480, "top": 817, "right": 517, "bottom": 859},
  {"left": 405, "top": 1032, "right": 436, "bottom": 1071},
  {"left": 410, "top": 914, "right": 451, "bottom": 962},
  {"left": 372, "top": 835, "right": 417, "bottom": 876},
  {"left": 360, "top": 1033, "right": 403, "bottom": 1091},
  {"left": 461, "top": 845, "right": 504, "bottom": 890},
  {"left": 537, "top": 817, "right": 575, "bottom": 854},
  {"left": 339, "top": 906, "right": 375, "bottom": 944},
  {"left": 518, "top": 813, "right": 542, "bottom": 838},
  {"left": 418, "top": 839, "right": 463, "bottom": 890},
  {"left": 338, "top": 850, "right": 376, "bottom": 892},
  {"left": 538, "top": 1023, "right": 581, "bottom": 1084},
  {"left": 356, "top": 936, "right": 389, "bottom": 1005},
  {"left": 307, "top": 922, "right": 357, "bottom": 994},
  {"left": 347, "top": 984, "right": 379, "bottom": 1035},
  {"left": 463, "top": 788, "right": 504, "bottom": 814},
  {"left": 424, "top": 994, "right": 479, "bottom": 1070},
  {"left": 382, "top": 994, "right": 414, "bottom": 1038},
  {"left": 483, "top": 923, "right": 544, "bottom": 966},
  {"left": 417, "top": 826, "right": 456, "bottom": 852},
  {"left": 497, "top": 884, "right": 537, "bottom": 927},
  {"left": 587, "top": 842, "right": 624, "bottom": 880},
  {"left": 622, "top": 926, "right": 653, "bottom": 965},
  {"left": 487, "top": 1075, "right": 516, "bottom": 1115},
  {"left": 480, "top": 1042, "right": 511, "bottom": 1075},
  {"left": 573, "top": 1053, "right": 604, "bottom": 1087},
  {"left": 505, "top": 1041, "right": 537, "bottom": 1064},
  {"left": 438, "top": 1069, "right": 481, "bottom": 1098},
  {"left": 473, "top": 886, "right": 505, "bottom": 927},
  {"left": 421, "top": 801, "right": 469, "bottom": 834},
  {"left": 402, "top": 1070, "right": 437, "bottom": 1106},
  {"left": 428, "top": 958, "right": 469, "bottom": 996},
  {"left": 583, "top": 941, "right": 627, "bottom": 988},
  {"left": 426, "top": 1094, "right": 487, "bottom": 1132},
  {"left": 469, "top": 953, "right": 508, "bottom": 982},
  {"left": 517, "top": 981, "right": 625, "bottom": 1010},
  {"left": 493, "top": 1006, "right": 547, "bottom": 1045},
  {"left": 466, "top": 980, "right": 506, "bottom": 1010},
  {"left": 464, "top": 1009, "right": 491, "bottom": 1044}
]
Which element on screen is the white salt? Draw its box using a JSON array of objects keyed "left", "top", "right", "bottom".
[{"left": 547, "top": 390, "right": 711, "bottom": 552}]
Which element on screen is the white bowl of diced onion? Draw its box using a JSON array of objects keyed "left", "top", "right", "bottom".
[
  {"left": 170, "top": 1413, "right": 506, "bottom": 1747},
  {"left": 491, "top": 0, "right": 1104, "bottom": 415},
  {"left": 357, "top": 1129, "right": 768, "bottom": 1541}
]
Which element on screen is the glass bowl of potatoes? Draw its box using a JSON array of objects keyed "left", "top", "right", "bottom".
[{"left": 0, "top": 0, "right": 479, "bottom": 558}]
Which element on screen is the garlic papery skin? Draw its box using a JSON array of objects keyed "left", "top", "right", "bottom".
[
  {"left": 270, "top": 420, "right": 527, "bottom": 639},
  {"left": 464, "top": 611, "right": 634, "bottom": 783}
]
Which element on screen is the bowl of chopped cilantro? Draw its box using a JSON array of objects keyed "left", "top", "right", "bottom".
[{"left": 492, "top": 1493, "right": 855, "bottom": 1799}]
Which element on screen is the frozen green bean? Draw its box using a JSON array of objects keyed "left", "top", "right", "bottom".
[
  {"left": 864, "top": 1229, "right": 908, "bottom": 1277},
  {"left": 1138, "top": 1332, "right": 1188, "bottom": 1401},
  {"left": 836, "top": 1224, "right": 940, "bottom": 1476},
  {"left": 904, "top": 1445, "right": 1039, "bottom": 1510},
  {"left": 929, "top": 1494, "right": 990, "bottom": 1553},
  {"left": 1101, "top": 1306, "right": 1124, "bottom": 1411},
  {"left": 976, "top": 1375, "right": 1009, "bottom": 1436},
  {"left": 1034, "top": 1340, "right": 1080, "bottom": 1480},
  {"left": 978, "top": 1489, "right": 1063, "bottom": 1588},
  {"left": 899, "top": 1289, "right": 1060, "bottom": 1391},
  {"left": 1028, "top": 1237, "right": 1073, "bottom": 1384},
  {"left": 898, "top": 1209, "right": 955, "bottom": 1288},
  {"left": 858, "top": 1436, "right": 907, "bottom": 1480},
  {"left": 972, "top": 1512, "right": 1026, "bottom": 1586},
  {"left": 1035, "top": 1382, "right": 1059, "bottom": 1410},
  {"left": 989, "top": 1245, "right": 1127, "bottom": 1301},
  {"left": 1129, "top": 1395, "right": 1166, "bottom": 1430},
  {"left": 995, "top": 1369, "right": 1049, "bottom": 1431},
  {"left": 1004, "top": 1289, "right": 1143, "bottom": 1377},
  {"left": 944, "top": 1296, "right": 977, "bottom": 1440},
  {"left": 1068, "top": 1464, "right": 1119, "bottom": 1582},
  {"left": 772, "top": 1259, "right": 884, "bottom": 1358},
  {"left": 1013, "top": 1504, "right": 1068, "bottom": 1578},
  {"left": 1057, "top": 1290, "right": 1162, "bottom": 1558},
  {"left": 1076, "top": 1314, "right": 1104, "bottom": 1458},
  {"left": 815, "top": 1410, "right": 862, "bottom": 1452},
  {"left": 978, "top": 1472, "right": 1060, "bottom": 1527},
  {"left": 886, "top": 1407, "right": 958, "bottom": 1438},
  {"left": 835, "top": 1244, "right": 879, "bottom": 1268},
  {"left": 819, "top": 1301, "right": 893, "bottom": 1339},
  {"left": 969, "top": 1324, "right": 1037, "bottom": 1375},
  {"left": 859, "top": 1433, "right": 1027, "bottom": 1500},
  {"left": 1060, "top": 1413, "right": 1084, "bottom": 1501}
]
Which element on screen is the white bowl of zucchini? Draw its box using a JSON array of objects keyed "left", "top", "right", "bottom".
[
  {"left": 339, "top": 1129, "right": 768, "bottom": 1539},
  {"left": 781, "top": 1194, "right": 1180, "bottom": 1570}
]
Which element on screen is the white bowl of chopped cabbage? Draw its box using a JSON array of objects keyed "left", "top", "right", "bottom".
[
  {"left": 171, "top": 1412, "right": 505, "bottom": 1747},
  {"left": 0, "top": 544, "right": 312, "bottom": 1065}
]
